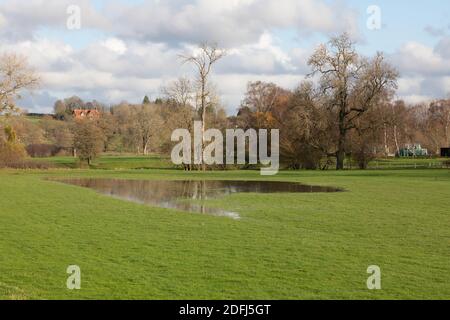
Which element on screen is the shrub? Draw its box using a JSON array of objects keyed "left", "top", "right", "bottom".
[
  {"left": 352, "top": 148, "right": 377, "bottom": 170},
  {"left": 0, "top": 160, "right": 55, "bottom": 169},
  {"left": 0, "top": 141, "right": 26, "bottom": 166},
  {"left": 26, "top": 144, "right": 61, "bottom": 158},
  {"left": 0, "top": 126, "right": 27, "bottom": 167},
  {"left": 0, "top": 126, "right": 54, "bottom": 169}
]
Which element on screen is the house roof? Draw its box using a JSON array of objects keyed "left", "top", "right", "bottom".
[{"left": 73, "top": 109, "right": 100, "bottom": 119}]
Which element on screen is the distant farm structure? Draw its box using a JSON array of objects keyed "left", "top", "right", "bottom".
[
  {"left": 73, "top": 109, "right": 100, "bottom": 120},
  {"left": 398, "top": 144, "right": 429, "bottom": 157}
]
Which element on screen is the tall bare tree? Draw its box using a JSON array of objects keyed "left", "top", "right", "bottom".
[
  {"left": 180, "top": 43, "right": 226, "bottom": 170},
  {"left": 0, "top": 53, "right": 40, "bottom": 113},
  {"left": 308, "top": 33, "right": 398, "bottom": 169},
  {"left": 162, "top": 77, "right": 194, "bottom": 108}
]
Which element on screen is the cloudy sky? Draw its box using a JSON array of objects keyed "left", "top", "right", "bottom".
[{"left": 1, "top": 0, "right": 449, "bottom": 114}]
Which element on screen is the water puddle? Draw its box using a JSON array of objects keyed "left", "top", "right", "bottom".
[{"left": 57, "top": 179, "right": 341, "bottom": 220}]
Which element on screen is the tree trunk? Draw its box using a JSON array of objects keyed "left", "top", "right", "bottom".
[
  {"left": 201, "top": 78, "right": 206, "bottom": 171},
  {"left": 391, "top": 104, "right": 400, "bottom": 155},
  {"left": 143, "top": 141, "right": 149, "bottom": 155},
  {"left": 142, "top": 138, "right": 148, "bottom": 155},
  {"left": 393, "top": 125, "right": 400, "bottom": 155},
  {"left": 336, "top": 111, "right": 346, "bottom": 170},
  {"left": 336, "top": 148, "right": 345, "bottom": 170},
  {"left": 383, "top": 124, "right": 389, "bottom": 157},
  {"left": 445, "top": 122, "right": 449, "bottom": 147}
]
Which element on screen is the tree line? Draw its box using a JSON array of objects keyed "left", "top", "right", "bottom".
[{"left": 1, "top": 34, "right": 450, "bottom": 169}]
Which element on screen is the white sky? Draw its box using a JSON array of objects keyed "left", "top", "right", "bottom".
[{"left": 1, "top": 0, "right": 449, "bottom": 114}]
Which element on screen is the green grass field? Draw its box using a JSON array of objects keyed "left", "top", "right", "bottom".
[
  {"left": 33, "top": 154, "right": 175, "bottom": 169},
  {"left": 33, "top": 155, "right": 450, "bottom": 171},
  {"left": 1, "top": 160, "right": 449, "bottom": 300}
]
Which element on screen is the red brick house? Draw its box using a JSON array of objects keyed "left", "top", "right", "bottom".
[{"left": 73, "top": 109, "right": 100, "bottom": 120}]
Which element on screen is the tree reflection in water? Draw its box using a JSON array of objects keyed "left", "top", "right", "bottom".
[{"left": 58, "top": 179, "right": 341, "bottom": 220}]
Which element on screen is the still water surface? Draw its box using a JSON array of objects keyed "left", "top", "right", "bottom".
[{"left": 59, "top": 179, "right": 341, "bottom": 220}]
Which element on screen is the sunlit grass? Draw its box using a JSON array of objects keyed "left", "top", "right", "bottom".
[{"left": 1, "top": 166, "right": 449, "bottom": 299}]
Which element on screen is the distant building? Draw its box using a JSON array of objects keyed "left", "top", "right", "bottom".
[
  {"left": 441, "top": 148, "right": 450, "bottom": 157},
  {"left": 73, "top": 109, "right": 100, "bottom": 120},
  {"left": 398, "top": 144, "right": 428, "bottom": 157}
]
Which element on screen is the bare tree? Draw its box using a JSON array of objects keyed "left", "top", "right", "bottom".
[
  {"left": 180, "top": 43, "right": 226, "bottom": 170},
  {"left": 429, "top": 99, "right": 450, "bottom": 148},
  {"left": 132, "top": 104, "right": 164, "bottom": 155},
  {"left": 162, "top": 77, "right": 194, "bottom": 108},
  {"left": 279, "top": 81, "right": 336, "bottom": 169},
  {"left": 73, "top": 120, "right": 105, "bottom": 165},
  {"left": 241, "top": 81, "right": 281, "bottom": 113},
  {"left": 0, "top": 53, "right": 40, "bottom": 113},
  {"left": 308, "top": 33, "right": 398, "bottom": 169}
]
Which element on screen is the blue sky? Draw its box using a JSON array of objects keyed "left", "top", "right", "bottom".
[
  {"left": 0, "top": 0, "right": 449, "bottom": 113},
  {"left": 275, "top": 0, "right": 450, "bottom": 53},
  {"left": 350, "top": 0, "right": 450, "bottom": 52}
]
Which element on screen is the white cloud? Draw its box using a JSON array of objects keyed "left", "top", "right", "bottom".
[
  {"left": 2, "top": 0, "right": 448, "bottom": 113},
  {"left": 101, "top": 38, "right": 127, "bottom": 55},
  {"left": 1, "top": 38, "right": 74, "bottom": 71},
  {"left": 391, "top": 42, "right": 450, "bottom": 76},
  {"left": 106, "top": 0, "right": 360, "bottom": 47},
  {"left": 435, "top": 36, "right": 450, "bottom": 59},
  {"left": 389, "top": 38, "right": 450, "bottom": 101},
  {"left": 7, "top": 31, "right": 311, "bottom": 112},
  {"left": 0, "top": 0, "right": 108, "bottom": 40},
  {"left": 397, "top": 77, "right": 424, "bottom": 96},
  {"left": 219, "top": 32, "right": 298, "bottom": 75},
  {"left": 216, "top": 73, "right": 302, "bottom": 112}
]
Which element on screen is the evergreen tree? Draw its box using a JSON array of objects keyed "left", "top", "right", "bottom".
[{"left": 142, "top": 95, "right": 151, "bottom": 104}]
